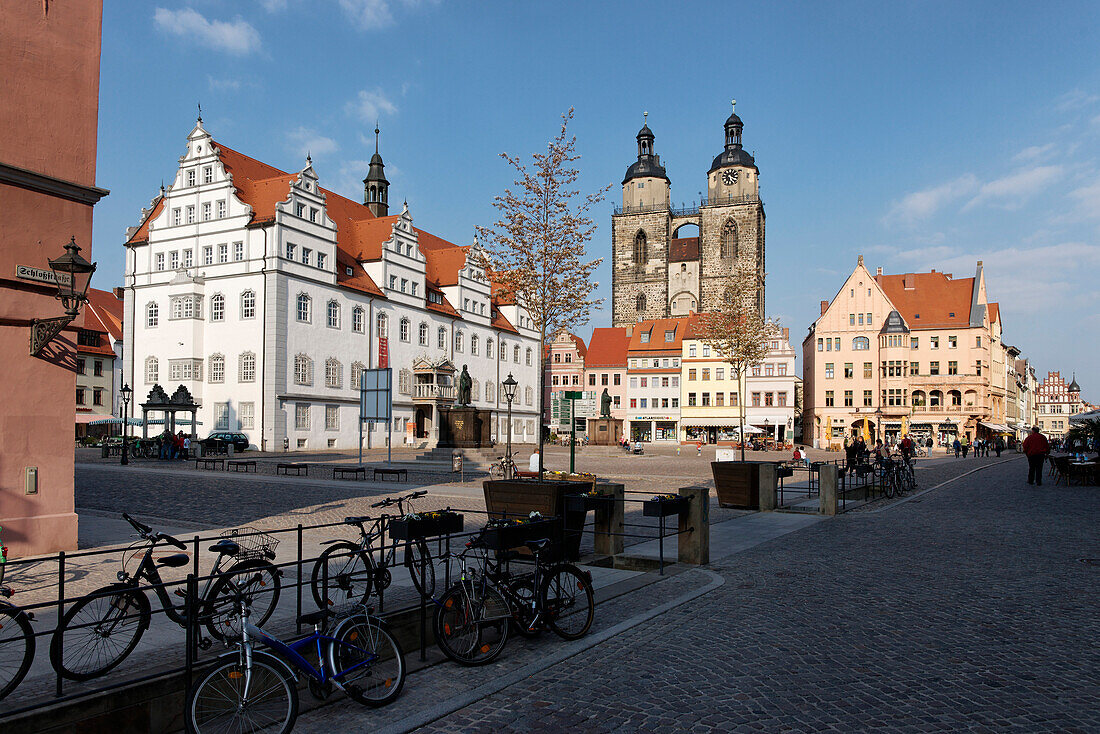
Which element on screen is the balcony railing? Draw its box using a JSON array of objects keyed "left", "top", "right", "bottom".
[
  {"left": 613, "top": 194, "right": 765, "bottom": 217},
  {"left": 414, "top": 383, "right": 455, "bottom": 401}
]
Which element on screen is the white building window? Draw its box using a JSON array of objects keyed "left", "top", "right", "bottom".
[
  {"left": 187, "top": 169, "right": 195, "bottom": 187},
  {"left": 294, "top": 354, "right": 313, "bottom": 385},
  {"left": 170, "top": 295, "right": 200, "bottom": 320},
  {"left": 301, "top": 247, "right": 311, "bottom": 265},
  {"left": 500, "top": 342, "right": 507, "bottom": 360},
  {"left": 471, "top": 335, "right": 479, "bottom": 355},
  {"left": 295, "top": 403, "right": 310, "bottom": 430},
  {"left": 203, "top": 166, "right": 213, "bottom": 184},
  {"left": 316, "top": 253, "right": 326, "bottom": 270},
  {"left": 514, "top": 345, "right": 520, "bottom": 363},
  {"left": 327, "top": 300, "right": 340, "bottom": 329},
  {"left": 217, "top": 200, "right": 226, "bottom": 219},
  {"left": 172, "top": 209, "right": 181, "bottom": 226},
  {"left": 486, "top": 338, "right": 494, "bottom": 358},
  {"left": 377, "top": 313, "right": 388, "bottom": 338},
  {"left": 202, "top": 202, "right": 211, "bottom": 221},
  {"left": 239, "top": 352, "right": 256, "bottom": 382},
  {"left": 214, "top": 402, "right": 230, "bottom": 430},
  {"left": 286, "top": 243, "right": 296, "bottom": 260},
  {"left": 186, "top": 206, "right": 195, "bottom": 224},
  {"left": 438, "top": 326, "right": 446, "bottom": 349},
  {"left": 526, "top": 386, "right": 534, "bottom": 406},
  {"left": 170, "top": 251, "right": 179, "bottom": 270},
  {"left": 310, "top": 207, "right": 318, "bottom": 223},
  {"left": 146, "top": 302, "right": 159, "bottom": 328},
  {"left": 239, "top": 402, "right": 255, "bottom": 430},
  {"left": 145, "top": 356, "right": 159, "bottom": 384},
  {"left": 471, "top": 379, "right": 480, "bottom": 402},
  {"left": 210, "top": 294, "right": 225, "bottom": 322},
  {"left": 486, "top": 381, "right": 495, "bottom": 403},
  {"left": 400, "top": 318, "right": 410, "bottom": 342},
  {"left": 233, "top": 242, "right": 244, "bottom": 261},
  {"left": 526, "top": 348, "right": 533, "bottom": 366},
  {"left": 418, "top": 322, "right": 428, "bottom": 346},
  {"left": 209, "top": 354, "right": 225, "bottom": 383},
  {"left": 296, "top": 203, "right": 305, "bottom": 218},
  {"left": 183, "top": 249, "right": 193, "bottom": 268},
  {"left": 325, "top": 405, "right": 339, "bottom": 430},
  {"left": 455, "top": 331, "right": 464, "bottom": 352},
  {"left": 352, "top": 306, "right": 364, "bottom": 333},
  {"left": 296, "top": 294, "right": 311, "bottom": 322},
  {"left": 203, "top": 246, "right": 213, "bottom": 265},
  {"left": 218, "top": 243, "right": 228, "bottom": 263},
  {"left": 155, "top": 253, "right": 165, "bottom": 271},
  {"left": 168, "top": 358, "right": 202, "bottom": 381},
  {"left": 398, "top": 368, "right": 411, "bottom": 395},
  {"left": 241, "top": 290, "right": 256, "bottom": 319},
  {"left": 351, "top": 361, "right": 364, "bottom": 388},
  {"left": 325, "top": 359, "right": 342, "bottom": 388}
]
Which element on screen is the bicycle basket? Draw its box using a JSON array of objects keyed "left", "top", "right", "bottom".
[{"left": 221, "top": 527, "right": 279, "bottom": 560}]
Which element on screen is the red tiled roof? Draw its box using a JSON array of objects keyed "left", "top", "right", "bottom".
[
  {"left": 627, "top": 316, "right": 694, "bottom": 353},
  {"left": 669, "top": 237, "right": 700, "bottom": 262},
  {"left": 585, "top": 327, "right": 629, "bottom": 367},
  {"left": 988, "top": 302, "right": 1000, "bottom": 325},
  {"left": 123, "top": 197, "right": 164, "bottom": 246},
  {"left": 415, "top": 229, "right": 468, "bottom": 286},
  {"left": 491, "top": 307, "right": 518, "bottom": 334},
  {"left": 875, "top": 271, "right": 975, "bottom": 329},
  {"left": 85, "top": 287, "right": 124, "bottom": 341},
  {"left": 426, "top": 288, "right": 460, "bottom": 318}
]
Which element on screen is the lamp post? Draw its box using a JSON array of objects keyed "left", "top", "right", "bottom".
[
  {"left": 120, "top": 383, "right": 132, "bottom": 466},
  {"left": 763, "top": 418, "right": 770, "bottom": 450},
  {"left": 502, "top": 373, "right": 518, "bottom": 479},
  {"left": 30, "top": 237, "right": 97, "bottom": 356}
]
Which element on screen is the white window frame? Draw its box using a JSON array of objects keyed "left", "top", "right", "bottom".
[{"left": 239, "top": 352, "right": 256, "bottom": 382}]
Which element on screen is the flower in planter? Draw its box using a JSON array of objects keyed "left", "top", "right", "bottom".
[{"left": 650, "top": 493, "right": 679, "bottom": 502}]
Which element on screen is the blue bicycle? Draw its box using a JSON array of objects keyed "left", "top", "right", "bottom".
[{"left": 185, "top": 595, "right": 406, "bottom": 733}]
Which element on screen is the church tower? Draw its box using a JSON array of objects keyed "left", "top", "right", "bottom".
[
  {"left": 611, "top": 114, "right": 671, "bottom": 327},
  {"left": 363, "top": 126, "right": 389, "bottom": 217}
]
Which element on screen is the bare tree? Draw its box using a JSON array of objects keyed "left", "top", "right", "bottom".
[
  {"left": 474, "top": 108, "right": 609, "bottom": 477},
  {"left": 697, "top": 263, "right": 778, "bottom": 462}
]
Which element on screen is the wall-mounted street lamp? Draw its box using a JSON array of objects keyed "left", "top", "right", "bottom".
[{"left": 30, "top": 237, "right": 97, "bottom": 356}]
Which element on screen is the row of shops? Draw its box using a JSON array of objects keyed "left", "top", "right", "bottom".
[{"left": 629, "top": 415, "right": 795, "bottom": 445}]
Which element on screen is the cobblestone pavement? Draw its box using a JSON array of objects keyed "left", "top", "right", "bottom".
[{"left": 291, "top": 455, "right": 1099, "bottom": 733}]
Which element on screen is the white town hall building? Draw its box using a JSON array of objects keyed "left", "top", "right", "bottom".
[{"left": 121, "top": 118, "right": 540, "bottom": 451}]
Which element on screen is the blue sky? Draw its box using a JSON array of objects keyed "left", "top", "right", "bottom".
[{"left": 93, "top": 1, "right": 1100, "bottom": 396}]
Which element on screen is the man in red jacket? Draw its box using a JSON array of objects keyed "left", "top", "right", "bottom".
[{"left": 1022, "top": 426, "right": 1050, "bottom": 486}]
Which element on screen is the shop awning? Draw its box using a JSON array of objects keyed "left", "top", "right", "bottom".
[
  {"left": 679, "top": 418, "right": 732, "bottom": 428},
  {"left": 980, "top": 421, "right": 1012, "bottom": 433}
]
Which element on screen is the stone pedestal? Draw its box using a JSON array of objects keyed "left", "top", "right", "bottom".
[
  {"left": 758, "top": 463, "right": 777, "bottom": 511},
  {"left": 593, "top": 482, "right": 625, "bottom": 556},
  {"left": 587, "top": 417, "right": 623, "bottom": 446},
  {"left": 819, "top": 464, "right": 839, "bottom": 516},
  {"left": 439, "top": 407, "right": 491, "bottom": 448},
  {"left": 677, "top": 485, "right": 710, "bottom": 565}
]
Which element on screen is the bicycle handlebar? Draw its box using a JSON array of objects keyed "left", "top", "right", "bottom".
[
  {"left": 159, "top": 533, "right": 187, "bottom": 550},
  {"left": 122, "top": 513, "right": 153, "bottom": 536}
]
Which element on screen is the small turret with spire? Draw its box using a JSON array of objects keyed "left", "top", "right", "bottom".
[{"left": 363, "top": 125, "right": 389, "bottom": 217}]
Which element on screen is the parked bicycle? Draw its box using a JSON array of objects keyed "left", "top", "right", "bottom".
[
  {"left": 434, "top": 529, "right": 594, "bottom": 666},
  {"left": 186, "top": 590, "right": 405, "bottom": 733},
  {"left": 488, "top": 452, "right": 519, "bottom": 480},
  {"left": 0, "top": 526, "right": 35, "bottom": 700},
  {"left": 50, "top": 514, "right": 282, "bottom": 681},
  {"left": 875, "top": 455, "right": 917, "bottom": 499},
  {"left": 309, "top": 491, "right": 435, "bottom": 609}
]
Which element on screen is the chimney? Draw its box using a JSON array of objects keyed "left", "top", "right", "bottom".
[
  {"left": 876, "top": 266, "right": 883, "bottom": 276},
  {"left": 903, "top": 274, "right": 915, "bottom": 290},
  {"left": 113, "top": 286, "right": 124, "bottom": 300},
  {"left": 820, "top": 300, "right": 829, "bottom": 315},
  {"left": 782, "top": 327, "right": 789, "bottom": 340}
]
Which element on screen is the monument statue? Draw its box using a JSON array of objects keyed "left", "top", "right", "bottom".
[
  {"left": 457, "top": 364, "right": 472, "bottom": 406},
  {"left": 600, "top": 388, "right": 612, "bottom": 418}
]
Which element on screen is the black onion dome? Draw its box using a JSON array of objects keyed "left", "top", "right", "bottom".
[
  {"left": 623, "top": 157, "right": 668, "bottom": 185},
  {"left": 709, "top": 147, "right": 756, "bottom": 173}
]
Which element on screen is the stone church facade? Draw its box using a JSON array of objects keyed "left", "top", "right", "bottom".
[{"left": 611, "top": 104, "right": 766, "bottom": 328}]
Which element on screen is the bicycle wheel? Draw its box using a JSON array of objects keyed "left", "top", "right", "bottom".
[
  {"left": 489, "top": 463, "right": 503, "bottom": 480},
  {"left": 205, "top": 559, "right": 282, "bottom": 641},
  {"left": 187, "top": 650, "right": 298, "bottom": 734},
  {"left": 329, "top": 615, "right": 405, "bottom": 707},
  {"left": 541, "top": 565, "right": 594, "bottom": 641},
  {"left": 310, "top": 542, "right": 375, "bottom": 609},
  {"left": 433, "top": 580, "right": 510, "bottom": 666},
  {"left": 0, "top": 602, "right": 35, "bottom": 700},
  {"left": 405, "top": 539, "right": 435, "bottom": 599},
  {"left": 50, "top": 584, "right": 149, "bottom": 681},
  {"left": 506, "top": 576, "right": 541, "bottom": 638}
]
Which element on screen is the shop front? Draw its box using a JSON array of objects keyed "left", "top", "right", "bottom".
[
  {"left": 883, "top": 421, "right": 902, "bottom": 444},
  {"left": 630, "top": 416, "right": 678, "bottom": 443},
  {"left": 937, "top": 421, "right": 958, "bottom": 447},
  {"left": 908, "top": 422, "right": 933, "bottom": 447},
  {"left": 682, "top": 422, "right": 743, "bottom": 444}
]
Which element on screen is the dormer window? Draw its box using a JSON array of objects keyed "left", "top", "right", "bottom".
[
  {"left": 664, "top": 330, "right": 675, "bottom": 342},
  {"left": 296, "top": 203, "right": 305, "bottom": 218},
  {"left": 640, "top": 331, "right": 651, "bottom": 344},
  {"left": 428, "top": 291, "right": 443, "bottom": 305},
  {"left": 346, "top": 266, "right": 354, "bottom": 276}
]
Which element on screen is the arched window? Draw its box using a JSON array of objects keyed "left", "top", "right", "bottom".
[
  {"left": 911, "top": 390, "right": 926, "bottom": 407},
  {"left": 210, "top": 294, "right": 225, "bottom": 322},
  {"left": 145, "top": 356, "right": 159, "bottom": 384},
  {"left": 209, "top": 354, "right": 225, "bottom": 383},
  {"left": 324, "top": 300, "right": 339, "bottom": 328},
  {"left": 398, "top": 368, "right": 412, "bottom": 395},
  {"left": 948, "top": 390, "right": 962, "bottom": 407},
  {"left": 399, "top": 317, "right": 410, "bottom": 342},
  {"left": 471, "top": 379, "right": 480, "bottom": 402},
  {"left": 296, "top": 293, "right": 311, "bottom": 322},
  {"left": 486, "top": 381, "right": 495, "bottom": 403},
  {"left": 721, "top": 220, "right": 738, "bottom": 259},
  {"left": 418, "top": 322, "right": 428, "bottom": 346},
  {"left": 633, "top": 231, "right": 647, "bottom": 269},
  {"left": 239, "top": 352, "right": 256, "bottom": 382},
  {"left": 146, "top": 302, "right": 159, "bottom": 328},
  {"left": 499, "top": 341, "right": 507, "bottom": 360},
  {"left": 351, "top": 306, "right": 364, "bottom": 333},
  {"left": 636, "top": 292, "right": 646, "bottom": 312},
  {"left": 513, "top": 345, "right": 520, "bottom": 362},
  {"left": 438, "top": 326, "right": 447, "bottom": 349},
  {"left": 852, "top": 336, "right": 870, "bottom": 351},
  {"left": 455, "top": 330, "right": 464, "bottom": 352},
  {"left": 376, "top": 312, "right": 388, "bottom": 338},
  {"left": 929, "top": 390, "right": 943, "bottom": 407},
  {"left": 471, "top": 335, "right": 481, "bottom": 355},
  {"left": 325, "top": 358, "right": 342, "bottom": 388},
  {"left": 486, "top": 338, "right": 494, "bottom": 358},
  {"left": 294, "top": 354, "right": 313, "bottom": 385},
  {"left": 351, "top": 361, "right": 364, "bottom": 388},
  {"left": 525, "top": 386, "right": 534, "bottom": 405},
  {"left": 240, "top": 290, "right": 256, "bottom": 319},
  {"left": 526, "top": 348, "right": 532, "bottom": 366}
]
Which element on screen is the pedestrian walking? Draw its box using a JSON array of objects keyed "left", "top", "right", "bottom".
[
  {"left": 953, "top": 438, "right": 961, "bottom": 458},
  {"left": 1022, "top": 426, "right": 1050, "bottom": 486},
  {"left": 994, "top": 437, "right": 1004, "bottom": 457}
]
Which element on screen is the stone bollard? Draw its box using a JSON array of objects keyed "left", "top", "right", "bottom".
[
  {"left": 758, "top": 463, "right": 778, "bottom": 511},
  {"left": 593, "top": 482, "right": 624, "bottom": 556},
  {"left": 819, "top": 464, "right": 839, "bottom": 516},
  {"left": 677, "top": 485, "right": 710, "bottom": 565}
]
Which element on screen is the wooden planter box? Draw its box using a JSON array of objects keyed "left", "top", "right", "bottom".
[
  {"left": 483, "top": 479, "right": 591, "bottom": 561},
  {"left": 388, "top": 512, "right": 464, "bottom": 540},
  {"left": 643, "top": 496, "right": 690, "bottom": 517},
  {"left": 711, "top": 461, "right": 761, "bottom": 510},
  {"left": 478, "top": 518, "right": 560, "bottom": 552}
]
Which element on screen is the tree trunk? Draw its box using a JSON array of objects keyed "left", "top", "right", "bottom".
[
  {"left": 537, "top": 326, "right": 546, "bottom": 479},
  {"left": 739, "top": 368, "right": 746, "bottom": 463}
]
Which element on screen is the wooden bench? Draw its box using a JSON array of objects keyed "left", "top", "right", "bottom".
[
  {"left": 276, "top": 462, "right": 309, "bottom": 476},
  {"left": 332, "top": 464, "right": 366, "bottom": 481},
  {"left": 195, "top": 457, "right": 225, "bottom": 471},
  {"left": 228, "top": 459, "right": 257, "bottom": 473},
  {"left": 373, "top": 467, "right": 408, "bottom": 482}
]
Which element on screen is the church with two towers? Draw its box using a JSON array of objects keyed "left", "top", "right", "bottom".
[{"left": 611, "top": 103, "right": 766, "bottom": 328}]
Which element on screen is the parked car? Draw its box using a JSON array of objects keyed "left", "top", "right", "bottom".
[{"left": 199, "top": 431, "right": 250, "bottom": 454}]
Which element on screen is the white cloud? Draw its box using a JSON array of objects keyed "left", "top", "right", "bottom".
[
  {"left": 207, "top": 76, "right": 242, "bottom": 92},
  {"left": 884, "top": 175, "right": 978, "bottom": 226},
  {"left": 963, "top": 165, "right": 1063, "bottom": 211},
  {"left": 347, "top": 88, "right": 398, "bottom": 122},
  {"left": 1054, "top": 89, "right": 1099, "bottom": 112},
  {"left": 1012, "top": 143, "right": 1056, "bottom": 163},
  {"left": 258, "top": 0, "right": 289, "bottom": 11},
  {"left": 1069, "top": 176, "right": 1100, "bottom": 219},
  {"left": 154, "top": 8, "right": 261, "bottom": 55},
  {"left": 287, "top": 127, "right": 339, "bottom": 159},
  {"left": 338, "top": 0, "right": 395, "bottom": 30}
]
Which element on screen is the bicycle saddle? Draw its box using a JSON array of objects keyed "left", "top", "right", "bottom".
[
  {"left": 298, "top": 609, "right": 335, "bottom": 627},
  {"left": 209, "top": 539, "right": 240, "bottom": 556},
  {"left": 156, "top": 553, "right": 190, "bottom": 568},
  {"left": 343, "top": 516, "right": 370, "bottom": 525},
  {"left": 524, "top": 538, "right": 551, "bottom": 553}
]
